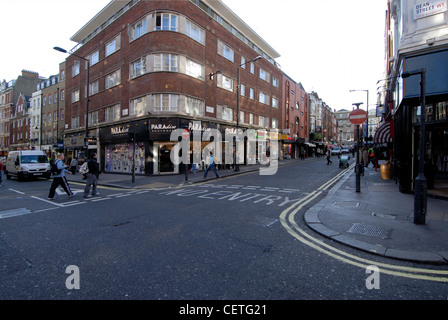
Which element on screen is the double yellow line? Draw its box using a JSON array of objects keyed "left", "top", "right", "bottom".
[{"left": 279, "top": 165, "right": 448, "bottom": 283}]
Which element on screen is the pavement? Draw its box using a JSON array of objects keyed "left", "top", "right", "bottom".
[{"left": 65, "top": 158, "right": 448, "bottom": 265}]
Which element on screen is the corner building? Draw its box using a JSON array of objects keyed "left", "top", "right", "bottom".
[{"left": 63, "top": 0, "right": 282, "bottom": 175}]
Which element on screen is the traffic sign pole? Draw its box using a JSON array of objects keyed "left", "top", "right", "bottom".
[{"left": 351, "top": 103, "right": 364, "bottom": 193}]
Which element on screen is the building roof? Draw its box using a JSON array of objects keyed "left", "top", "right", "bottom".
[
  {"left": 70, "top": 0, "right": 281, "bottom": 59},
  {"left": 70, "top": 0, "right": 123, "bottom": 43},
  {"left": 203, "top": 0, "right": 280, "bottom": 59}
]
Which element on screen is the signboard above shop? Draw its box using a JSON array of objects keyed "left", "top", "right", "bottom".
[{"left": 414, "top": 0, "right": 447, "bottom": 19}]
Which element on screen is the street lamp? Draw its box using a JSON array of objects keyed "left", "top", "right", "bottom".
[
  {"left": 236, "top": 55, "right": 262, "bottom": 171},
  {"left": 54, "top": 46, "right": 90, "bottom": 156},
  {"left": 350, "top": 89, "right": 369, "bottom": 142},
  {"left": 353, "top": 102, "right": 363, "bottom": 193},
  {"left": 401, "top": 69, "right": 427, "bottom": 225}
]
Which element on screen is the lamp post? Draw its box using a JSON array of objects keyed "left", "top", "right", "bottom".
[
  {"left": 350, "top": 89, "right": 369, "bottom": 142},
  {"left": 54, "top": 46, "right": 90, "bottom": 157},
  {"left": 401, "top": 69, "right": 427, "bottom": 225},
  {"left": 236, "top": 55, "right": 262, "bottom": 171},
  {"left": 353, "top": 102, "right": 363, "bottom": 193}
]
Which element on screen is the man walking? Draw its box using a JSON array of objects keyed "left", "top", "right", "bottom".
[
  {"left": 83, "top": 153, "right": 102, "bottom": 199},
  {"left": 48, "top": 153, "right": 74, "bottom": 199},
  {"left": 327, "top": 149, "right": 333, "bottom": 165},
  {"left": 203, "top": 151, "right": 219, "bottom": 179}
]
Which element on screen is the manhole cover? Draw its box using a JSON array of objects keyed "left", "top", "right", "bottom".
[{"left": 348, "top": 223, "right": 392, "bottom": 239}]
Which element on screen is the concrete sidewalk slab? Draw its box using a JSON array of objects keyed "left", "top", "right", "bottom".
[{"left": 304, "top": 165, "right": 448, "bottom": 265}]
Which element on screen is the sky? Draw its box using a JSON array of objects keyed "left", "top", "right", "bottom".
[{"left": 0, "top": 0, "right": 387, "bottom": 112}]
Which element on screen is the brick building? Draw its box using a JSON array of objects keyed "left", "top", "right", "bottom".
[
  {"left": 10, "top": 93, "right": 31, "bottom": 150},
  {"left": 40, "top": 62, "right": 66, "bottom": 157},
  {"left": 62, "top": 0, "right": 283, "bottom": 174},
  {"left": 281, "top": 73, "right": 310, "bottom": 158},
  {"left": 0, "top": 70, "right": 40, "bottom": 154}
]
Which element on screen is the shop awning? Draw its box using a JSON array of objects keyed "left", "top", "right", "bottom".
[
  {"left": 373, "top": 121, "right": 392, "bottom": 144},
  {"left": 305, "top": 142, "right": 316, "bottom": 147}
]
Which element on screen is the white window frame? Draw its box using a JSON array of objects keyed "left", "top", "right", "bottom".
[
  {"left": 105, "top": 69, "right": 121, "bottom": 89},
  {"left": 217, "top": 73, "right": 233, "bottom": 92},
  {"left": 153, "top": 94, "right": 179, "bottom": 112},
  {"left": 218, "top": 40, "right": 234, "bottom": 62},
  {"left": 105, "top": 104, "right": 121, "bottom": 122},
  {"left": 130, "top": 96, "right": 146, "bottom": 117},
  {"left": 272, "top": 97, "right": 279, "bottom": 109},
  {"left": 105, "top": 35, "right": 120, "bottom": 57},
  {"left": 185, "top": 58, "right": 204, "bottom": 80},
  {"left": 132, "top": 18, "right": 147, "bottom": 40},
  {"left": 130, "top": 57, "right": 146, "bottom": 79},
  {"left": 72, "top": 60, "right": 80, "bottom": 77},
  {"left": 71, "top": 115, "right": 80, "bottom": 129},
  {"left": 88, "top": 110, "right": 99, "bottom": 126},
  {"left": 218, "top": 105, "right": 233, "bottom": 121},
  {"left": 259, "top": 68, "right": 270, "bottom": 82},
  {"left": 154, "top": 53, "right": 179, "bottom": 72},
  {"left": 90, "top": 50, "right": 99, "bottom": 66},
  {"left": 186, "top": 19, "right": 205, "bottom": 44},
  {"left": 72, "top": 89, "right": 80, "bottom": 103},
  {"left": 89, "top": 80, "right": 99, "bottom": 95},
  {"left": 155, "top": 13, "right": 178, "bottom": 31},
  {"left": 185, "top": 96, "right": 204, "bottom": 116}
]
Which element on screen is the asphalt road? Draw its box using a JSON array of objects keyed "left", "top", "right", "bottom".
[{"left": 1, "top": 159, "right": 447, "bottom": 306}]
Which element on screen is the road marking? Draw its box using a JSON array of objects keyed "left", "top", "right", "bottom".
[
  {"left": 8, "top": 188, "right": 25, "bottom": 195},
  {"left": 279, "top": 164, "right": 448, "bottom": 283},
  {"left": 0, "top": 208, "right": 31, "bottom": 219},
  {"left": 31, "top": 196, "right": 85, "bottom": 208}
]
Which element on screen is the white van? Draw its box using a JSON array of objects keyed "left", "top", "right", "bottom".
[{"left": 5, "top": 150, "right": 51, "bottom": 180}]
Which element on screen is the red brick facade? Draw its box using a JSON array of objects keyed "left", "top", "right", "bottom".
[{"left": 63, "top": 0, "right": 284, "bottom": 174}]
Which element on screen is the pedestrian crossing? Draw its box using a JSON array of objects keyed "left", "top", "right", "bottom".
[
  {"left": 197, "top": 183, "right": 301, "bottom": 194},
  {"left": 2, "top": 182, "right": 304, "bottom": 219}
]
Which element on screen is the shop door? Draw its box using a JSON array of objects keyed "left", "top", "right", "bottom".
[{"left": 154, "top": 143, "right": 178, "bottom": 174}]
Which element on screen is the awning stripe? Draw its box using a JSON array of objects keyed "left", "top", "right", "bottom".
[{"left": 373, "top": 122, "right": 392, "bottom": 144}]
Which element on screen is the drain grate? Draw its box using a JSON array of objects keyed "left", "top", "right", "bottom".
[{"left": 348, "top": 223, "right": 392, "bottom": 239}]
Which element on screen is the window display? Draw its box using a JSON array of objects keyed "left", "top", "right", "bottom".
[{"left": 105, "top": 143, "right": 145, "bottom": 174}]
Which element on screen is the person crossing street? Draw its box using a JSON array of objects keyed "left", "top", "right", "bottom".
[
  {"left": 83, "top": 153, "right": 102, "bottom": 199},
  {"left": 48, "top": 153, "right": 74, "bottom": 199}
]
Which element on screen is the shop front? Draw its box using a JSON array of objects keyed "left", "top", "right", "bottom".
[
  {"left": 394, "top": 49, "right": 448, "bottom": 197},
  {"left": 100, "top": 120, "right": 150, "bottom": 175}
]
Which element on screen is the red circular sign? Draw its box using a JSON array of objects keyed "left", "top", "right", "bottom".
[
  {"left": 182, "top": 129, "right": 190, "bottom": 139},
  {"left": 349, "top": 109, "right": 367, "bottom": 125}
]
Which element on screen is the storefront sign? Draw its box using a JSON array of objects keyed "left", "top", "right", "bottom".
[
  {"left": 414, "top": 0, "right": 447, "bottom": 19},
  {"left": 150, "top": 119, "right": 179, "bottom": 140},
  {"left": 64, "top": 136, "right": 85, "bottom": 148},
  {"left": 111, "top": 125, "right": 129, "bottom": 135},
  {"left": 188, "top": 121, "right": 211, "bottom": 132}
]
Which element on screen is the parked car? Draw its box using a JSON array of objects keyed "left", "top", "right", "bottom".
[
  {"left": 341, "top": 147, "right": 350, "bottom": 154},
  {"left": 331, "top": 147, "right": 341, "bottom": 155}
]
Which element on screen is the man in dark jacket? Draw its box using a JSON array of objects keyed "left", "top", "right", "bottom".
[{"left": 83, "top": 153, "right": 102, "bottom": 199}]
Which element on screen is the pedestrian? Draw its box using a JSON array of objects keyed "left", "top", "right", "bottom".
[
  {"left": 362, "top": 147, "right": 369, "bottom": 168},
  {"left": 203, "top": 151, "right": 219, "bottom": 179},
  {"left": 0, "top": 162, "right": 3, "bottom": 186},
  {"left": 191, "top": 163, "right": 198, "bottom": 174},
  {"left": 70, "top": 157, "right": 78, "bottom": 175},
  {"left": 327, "top": 149, "right": 332, "bottom": 165},
  {"left": 48, "top": 153, "right": 74, "bottom": 199},
  {"left": 83, "top": 152, "right": 102, "bottom": 199}
]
